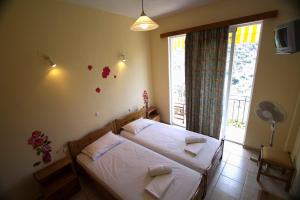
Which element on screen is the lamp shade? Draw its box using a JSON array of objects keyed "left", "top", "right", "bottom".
[{"left": 130, "top": 14, "right": 159, "bottom": 31}]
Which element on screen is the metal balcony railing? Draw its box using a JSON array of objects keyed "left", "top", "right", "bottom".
[
  {"left": 173, "top": 103, "right": 185, "bottom": 125},
  {"left": 227, "top": 96, "right": 250, "bottom": 127},
  {"left": 172, "top": 95, "right": 250, "bottom": 128}
]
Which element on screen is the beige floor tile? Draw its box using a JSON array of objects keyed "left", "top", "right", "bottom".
[
  {"left": 244, "top": 172, "right": 262, "bottom": 190},
  {"left": 247, "top": 160, "right": 259, "bottom": 174},
  {"left": 231, "top": 148, "right": 252, "bottom": 159},
  {"left": 222, "top": 163, "right": 247, "bottom": 183},
  {"left": 215, "top": 175, "right": 243, "bottom": 199},
  {"left": 222, "top": 151, "right": 231, "bottom": 162},
  {"left": 227, "top": 154, "right": 249, "bottom": 169},
  {"left": 210, "top": 187, "right": 239, "bottom": 200},
  {"left": 240, "top": 186, "right": 260, "bottom": 200},
  {"left": 224, "top": 141, "right": 244, "bottom": 151}
]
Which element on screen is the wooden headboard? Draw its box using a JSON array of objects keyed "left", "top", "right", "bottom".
[
  {"left": 68, "top": 122, "right": 115, "bottom": 162},
  {"left": 114, "top": 108, "right": 146, "bottom": 134}
]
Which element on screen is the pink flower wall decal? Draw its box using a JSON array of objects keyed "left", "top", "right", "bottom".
[
  {"left": 42, "top": 151, "right": 52, "bottom": 163},
  {"left": 33, "top": 138, "right": 44, "bottom": 148},
  {"left": 27, "top": 130, "right": 52, "bottom": 167},
  {"left": 95, "top": 87, "right": 101, "bottom": 93},
  {"left": 143, "top": 90, "right": 149, "bottom": 116},
  {"left": 41, "top": 144, "right": 51, "bottom": 153},
  {"left": 31, "top": 130, "right": 41, "bottom": 138},
  {"left": 102, "top": 66, "right": 110, "bottom": 78},
  {"left": 143, "top": 90, "right": 149, "bottom": 104}
]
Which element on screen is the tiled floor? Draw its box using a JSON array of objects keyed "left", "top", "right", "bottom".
[
  {"left": 205, "top": 141, "right": 290, "bottom": 200},
  {"left": 71, "top": 141, "right": 290, "bottom": 200},
  {"left": 224, "top": 125, "right": 245, "bottom": 144}
]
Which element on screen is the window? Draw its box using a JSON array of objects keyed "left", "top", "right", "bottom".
[{"left": 168, "top": 35, "right": 186, "bottom": 127}]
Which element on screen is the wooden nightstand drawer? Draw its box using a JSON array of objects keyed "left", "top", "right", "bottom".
[
  {"left": 34, "top": 157, "right": 71, "bottom": 184},
  {"left": 147, "top": 106, "right": 160, "bottom": 122},
  {"left": 34, "top": 157, "right": 81, "bottom": 200},
  {"left": 151, "top": 115, "right": 160, "bottom": 122}
]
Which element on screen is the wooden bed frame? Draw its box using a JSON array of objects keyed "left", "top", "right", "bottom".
[
  {"left": 114, "top": 108, "right": 146, "bottom": 134},
  {"left": 114, "top": 108, "right": 225, "bottom": 198},
  {"left": 68, "top": 121, "right": 205, "bottom": 200},
  {"left": 68, "top": 122, "right": 120, "bottom": 200}
]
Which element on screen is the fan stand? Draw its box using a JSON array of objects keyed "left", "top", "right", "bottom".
[{"left": 269, "top": 121, "right": 276, "bottom": 147}]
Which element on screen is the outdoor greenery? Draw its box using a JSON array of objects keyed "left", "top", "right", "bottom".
[
  {"left": 226, "top": 41, "right": 258, "bottom": 128},
  {"left": 230, "top": 43, "right": 257, "bottom": 96},
  {"left": 227, "top": 119, "right": 246, "bottom": 128}
]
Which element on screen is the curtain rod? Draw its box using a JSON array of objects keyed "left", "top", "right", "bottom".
[{"left": 160, "top": 10, "right": 278, "bottom": 38}]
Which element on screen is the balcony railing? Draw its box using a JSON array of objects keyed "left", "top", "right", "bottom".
[
  {"left": 226, "top": 96, "right": 250, "bottom": 128},
  {"left": 172, "top": 95, "right": 250, "bottom": 128},
  {"left": 172, "top": 102, "right": 186, "bottom": 126}
]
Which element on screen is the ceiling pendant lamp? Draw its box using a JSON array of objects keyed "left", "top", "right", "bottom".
[{"left": 130, "top": 0, "right": 159, "bottom": 31}]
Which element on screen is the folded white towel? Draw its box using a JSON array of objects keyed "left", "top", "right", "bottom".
[
  {"left": 148, "top": 165, "right": 172, "bottom": 177},
  {"left": 184, "top": 143, "right": 204, "bottom": 156},
  {"left": 185, "top": 136, "right": 207, "bottom": 144},
  {"left": 145, "top": 175, "right": 174, "bottom": 199}
]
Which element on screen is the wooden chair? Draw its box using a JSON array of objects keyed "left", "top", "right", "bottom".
[{"left": 256, "top": 145, "right": 295, "bottom": 191}]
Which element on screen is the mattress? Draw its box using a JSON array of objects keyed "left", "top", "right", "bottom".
[
  {"left": 121, "top": 122, "right": 221, "bottom": 174},
  {"left": 77, "top": 138, "right": 201, "bottom": 200}
]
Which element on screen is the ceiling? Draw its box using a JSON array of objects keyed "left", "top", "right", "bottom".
[{"left": 64, "top": 0, "right": 217, "bottom": 18}]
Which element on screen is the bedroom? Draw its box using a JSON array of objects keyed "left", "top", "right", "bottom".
[{"left": 0, "top": 0, "right": 300, "bottom": 199}]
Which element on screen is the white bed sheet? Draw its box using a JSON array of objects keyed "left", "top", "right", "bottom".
[
  {"left": 121, "top": 122, "right": 221, "bottom": 174},
  {"left": 77, "top": 138, "right": 201, "bottom": 200}
]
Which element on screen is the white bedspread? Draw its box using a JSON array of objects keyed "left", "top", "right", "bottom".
[
  {"left": 77, "top": 139, "right": 201, "bottom": 200},
  {"left": 121, "top": 122, "right": 221, "bottom": 174}
]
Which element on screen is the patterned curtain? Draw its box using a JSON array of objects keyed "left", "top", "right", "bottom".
[{"left": 185, "top": 27, "right": 228, "bottom": 139}]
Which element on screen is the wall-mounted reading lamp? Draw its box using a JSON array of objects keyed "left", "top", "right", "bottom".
[
  {"left": 42, "top": 55, "right": 56, "bottom": 68},
  {"left": 119, "top": 54, "right": 126, "bottom": 62}
]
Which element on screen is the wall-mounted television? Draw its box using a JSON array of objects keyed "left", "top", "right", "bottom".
[{"left": 274, "top": 19, "right": 300, "bottom": 54}]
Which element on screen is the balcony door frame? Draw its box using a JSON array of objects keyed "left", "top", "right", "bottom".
[
  {"left": 221, "top": 21, "right": 263, "bottom": 144},
  {"left": 168, "top": 34, "right": 186, "bottom": 127}
]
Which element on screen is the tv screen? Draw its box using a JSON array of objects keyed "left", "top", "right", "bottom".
[
  {"left": 276, "top": 28, "right": 288, "bottom": 48},
  {"left": 275, "top": 19, "right": 300, "bottom": 53}
]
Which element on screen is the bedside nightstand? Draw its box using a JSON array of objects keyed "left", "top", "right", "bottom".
[
  {"left": 34, "top": 156, "right": 80, "bottom": 200},
  {"left": 147, "top": 106, "right": 160, "bottom": 122},
  {"left": 151, "top": 114, "right": 161, "bottom": 122}
]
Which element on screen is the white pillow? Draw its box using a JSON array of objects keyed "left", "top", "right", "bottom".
[
  {"left": 122, "top": 118, "right": 154, "bottom": 134},
  {"left": 82, "top": 132, "right": 123, "bottom": 160}
]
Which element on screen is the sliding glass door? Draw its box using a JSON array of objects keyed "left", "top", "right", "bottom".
[{"left": 221, "top": 22, "right": 262, "bottom": 144}]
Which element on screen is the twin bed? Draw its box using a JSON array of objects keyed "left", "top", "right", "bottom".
[
  {"left": 68, "top": 109, "right": 224, "bottom": 200},
  {"left": 115, "top": 109, "right": 224, "bottom": 194}
]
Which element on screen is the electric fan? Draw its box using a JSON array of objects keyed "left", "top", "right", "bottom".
[{"left": 256, "top": 101, "right": 286, "bottom": 147}]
